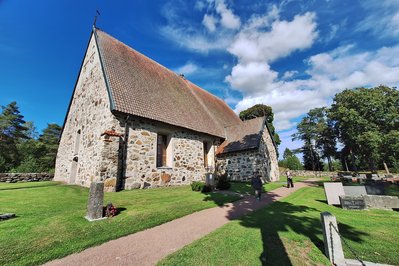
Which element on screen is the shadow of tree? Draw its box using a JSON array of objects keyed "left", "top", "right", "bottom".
[
  {"left": 202, "top": 184, "right": 369, "bottom": 265},
  {"left": 0, "top": 183, "right": 60, "bottom": 191}
]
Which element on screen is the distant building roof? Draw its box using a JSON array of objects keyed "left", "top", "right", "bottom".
[
  {"left": 216, "top": 116, "right": 266, "bottom": 155},
  {"left": 94, "top": 28, "right": 242, "bottom": 138}
]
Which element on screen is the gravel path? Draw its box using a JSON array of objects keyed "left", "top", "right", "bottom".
[{"left": 45, "top": 180, "right": 318, "bottom": 266}]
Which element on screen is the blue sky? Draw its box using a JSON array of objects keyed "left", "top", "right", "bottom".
[{"left": 1, "top": 0, "right": 399, "bottom": 157}]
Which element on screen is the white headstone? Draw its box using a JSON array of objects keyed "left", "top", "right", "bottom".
[{"left": 324, "top": 182, "right": 345, "bottom": 205}]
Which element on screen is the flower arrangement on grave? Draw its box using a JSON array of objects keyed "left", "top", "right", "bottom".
[{"left": 104, "top": 202, "right": 118, "bottom": 217}]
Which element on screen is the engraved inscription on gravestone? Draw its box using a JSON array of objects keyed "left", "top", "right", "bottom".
[{"left": 339, "top": 196, "right": 366, "bottom": 210}]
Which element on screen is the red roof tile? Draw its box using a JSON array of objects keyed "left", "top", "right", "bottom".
[{"left": 94, "top": 29, "right": 242, "bottom": 138}]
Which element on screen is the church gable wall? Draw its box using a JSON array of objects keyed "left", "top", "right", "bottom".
[{"left": 54, "top": 34, "right": 121, "bottom": 188}]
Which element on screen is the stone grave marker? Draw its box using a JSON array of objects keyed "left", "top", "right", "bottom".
[
  {"left": 86, "top": 182, "right": 105, "bottom": 221},
  {"left": 363, "top": 195, "right": 399, "bottom": 210},
  {"left": 324, "top": 183, "right": 345, "bottom": 205},
  {"left": 320, "top": 212, "right": 345, "bottom": 265},
  {"left": 339, "top": 196, "right": 366, "bottom": 210},
  {"left": 365, "top": 184, "right": 385, "bottom": 195},
  {"left": 343, "top": 186, "right": 367, "bottom": 197}
]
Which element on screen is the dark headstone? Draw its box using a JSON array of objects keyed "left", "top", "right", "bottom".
[
  {"left": 205, "top": 173, "right": 215, "bottom": 186},
  {"left": 365, "top": 184, "right": 385, "bottom": 195},
  {"left": 343, "top": 186, "right": 367, "bottom": 196},
  {"left": 339, "top": 196, "right": 366, "bottom": 210},
  {"left": 86, "top": 182, "right": 104, "bottom": 221},
  {"left": 0, "top": 213, "right": 16, "bottom": 220}
]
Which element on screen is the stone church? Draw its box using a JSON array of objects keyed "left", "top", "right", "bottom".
[{"left": 54, "top": 27, "right": 279, "bottom": 191}]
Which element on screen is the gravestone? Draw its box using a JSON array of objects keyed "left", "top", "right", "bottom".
[
  {"left": 363, "top": 195, "right": 399, "bottom": 210},
  {"left": 365, "top": 184, "right": 385, "bottom": 195},
  {"left": 320, "top": 212, "right": 345, "bottom": 266},
  {"left": 0, "top": 213, "right": 16, "bottom": 220},
  {"left": 343, "top": 186, "right": 367, "bottom": 197},
  {"left": 205, "top": 173, "right": 215, "bottom": 186},
  {"left": 324, "top": 183, "right": 345, "bottom": 205},
  {"left": 86, "top": 182, "right": 105, "bottom": 221},
  {"left": 339, "top": 196, "right": 366, "bottom": 210}
]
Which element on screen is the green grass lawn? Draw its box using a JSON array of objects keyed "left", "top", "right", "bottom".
[
  {"left": 0, "top": 181, "right": 240, "bottom": 266},
  {"left": 230, "top": 176, "right": 323, "bottom": 195},
  {"left": 159, "top": 184, "right": 399, "bottom": 266}
]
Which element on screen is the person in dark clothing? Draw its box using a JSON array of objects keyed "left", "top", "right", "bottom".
[
  {"left": 286, "top": 169, "right": 294, "bottom": 188},
  {"left": 251, "top": 173, "right": 263, "bottom": 201}
]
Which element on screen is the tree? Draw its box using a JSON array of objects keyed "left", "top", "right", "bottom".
[
  {"left": 329, "top": 86, "right": 399, "bottom": 171},
  {"left": 279, "top": 148, "right": 303, "bottom": 170},
  {"left": 292, "top": 108, "right": 331, "bottom": 171},
  {"left": 0, "top": 102, "right": 29, "bottom": 171},
  {"left": 239, "top": 104, "right": 281, "bottom": 146},
  {"left": 38, "top": 123, "right": 62, "bottom": 171}
]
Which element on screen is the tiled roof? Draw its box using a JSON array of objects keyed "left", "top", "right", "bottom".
[
  {"left": 94, "top": 29, "right": 241, "bottom": 138},
  {"left": 216, "top": 117, "right": 266, "bottom": 155}
]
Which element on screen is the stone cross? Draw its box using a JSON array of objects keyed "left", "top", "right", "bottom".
[
  {"left": 320, "top": 212, "right": 345, "bottom": 266},
  {"left": 86, "top": 182, "right": 105, "bottom": 221}
]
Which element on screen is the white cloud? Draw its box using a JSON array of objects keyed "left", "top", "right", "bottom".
[
  {"left": 174, "top": 62, "right": 199, "bottom": 75},
  {"left": 228, "top": 12, "right": 318, "bottom": 63},
  {"left": 215, "top": 1, "right": 241, "bottom": 29},
  {"left": 160, "top": 25, "right": 232, "bottom": 53},
  {"left": 226, "top": 62, "right": 278, "bottom": 96},
  {"left": 357, "top": 0, "right": 399, "bottom": 38},
  {"left": 282, "top": 70, "right": 298, "bottom": 80},
  {"left": 202, "top": 14, "right": 217, "bottom": 32},
  {"left": 232, "top": 44, "right": 399, "bottom": 132}
]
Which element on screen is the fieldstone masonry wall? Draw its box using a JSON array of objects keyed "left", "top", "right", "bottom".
[
  {"left": 217, "top": 150, "right": 261, "bottom": 182},
  {"left": 282, "top": 170, "right": 336, "bottom": 177},
  {"left": 259, "top": 127, "right": 279, "bottom": 181},
  {"left": 0, "top": 173, "right": 54, "bottom": 183},
  {"left": 123, "top": 117, "right": 218, "bottom": 189},
  {"left": 54, "top": 34, "right": 121, "bottom": 188},
  {"left": 216, "top": 125, "right": 279, "bottom": 182}
]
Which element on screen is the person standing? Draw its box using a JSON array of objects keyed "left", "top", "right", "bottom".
[
  {"left": 252, "top": 173, "right": 263, "bottom": 201},
  {"left": 286, "top": 169, "right": 294, "bottom": 188}
]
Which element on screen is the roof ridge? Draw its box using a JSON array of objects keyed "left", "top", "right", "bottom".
[{"left": 96, "top": 28, "right": 187, "bottom": 82}]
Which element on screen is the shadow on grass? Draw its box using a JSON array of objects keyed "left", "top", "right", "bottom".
[
  {"left": 202, "top": 192, "right": 242, "bottom": 206},
  {"left": 237, "top": 201, "right": 367, "bottom": 265},
  {"left": 116, "top": 207, "right": 127, "bottom": 214},
  {"left": 201, "top": 184, "right": 368, "bottom": 265},
  {"left": 0, "top": 183, "right": 60, "bottom": 191}
]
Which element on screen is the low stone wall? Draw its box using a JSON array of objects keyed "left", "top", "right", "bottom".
[
  {"left": 0, "top": 173, "right": 54, "bottom": 183},
  {"left": 280, "top": 170, "right": 336, "bottom": 177}
]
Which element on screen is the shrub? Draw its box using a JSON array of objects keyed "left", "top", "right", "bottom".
[
  {"left": 191, "top": 181, "right": 205, "bottom": 192},
  {"left": 201, "top": 185, "right": 212, "bottom": 193},
  {"left": 216, "top": 173, "right": 231, "bottom": 190}
]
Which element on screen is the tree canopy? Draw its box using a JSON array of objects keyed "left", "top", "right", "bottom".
[
  {"left": 279, "top": 148, "right": 303, "bottom": 170},
  {"left": 0, "top": 101, "right": 61, "bottom": 173},
  {"left": 293, "top": 85, "right": 399, "bottom": 173}
]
